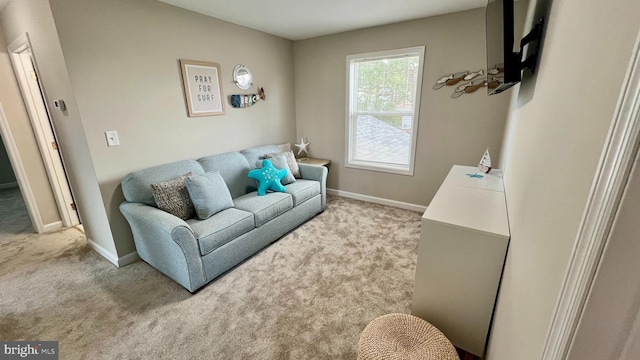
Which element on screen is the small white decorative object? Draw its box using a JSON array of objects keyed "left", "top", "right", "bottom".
[
  {"left": 478, "top": 148, "right": 492, "bottom": 173},
  {"left": 295, "top": 137, "right": 310, "bottom": 156},
  {"left": 464, "top": 69, "right": 484, "bottom": 81}
]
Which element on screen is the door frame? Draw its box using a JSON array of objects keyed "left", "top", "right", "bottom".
[
  {"left": 541, "top": 29, "right": 640, "bottom": 360},
  {"left": 7, "top": 33, "right": 79, "bottom": 229}
]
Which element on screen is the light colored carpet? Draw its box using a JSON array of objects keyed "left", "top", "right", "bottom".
[{"left": 0, "top": 195, "right": 422, "bottom": 359}]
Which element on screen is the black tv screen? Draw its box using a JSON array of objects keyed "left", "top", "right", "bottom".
[{"left": 486, "top": 0, "right": 521, "bottom": 95}]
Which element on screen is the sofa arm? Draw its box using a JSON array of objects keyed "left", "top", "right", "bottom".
[
  {"left": 119, "top": 202, "right": 206, "bottom": 292},
  {"left": 298, "top": 163, "right": 328, "bottom": 209}
]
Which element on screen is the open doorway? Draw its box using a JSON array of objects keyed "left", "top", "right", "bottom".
[
  {"left": 3, "top": 33, "right": 79, "bottom": 231},
  {"left": 0, "top": 132, "right": 32, "bottom": 235}
]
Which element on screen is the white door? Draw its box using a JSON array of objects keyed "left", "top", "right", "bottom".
[{"left": 8, "top": 34, "right": 80, "bottom": 228}]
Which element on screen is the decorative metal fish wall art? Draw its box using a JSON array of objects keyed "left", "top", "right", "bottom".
[
  {"left": 434, "top": 64, "right": 505, "bottom": 98},
  {"left": 433, "top": 71, "right": 468, "bottom": 90},
  {"left": 451, "top": 78, "right": 487, "bottom": 98},
  {"left": 464, "top": 69, "right": 484, "bottom": 81},
  {"left": 487, "top": 65, "right": 504, "bottom": 75}
]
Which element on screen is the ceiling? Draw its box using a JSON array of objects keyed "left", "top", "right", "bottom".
[
  {"left": 158, "top": 0, "right": 488, "bottom": 40},
  {"left": 0, "top": 1, "right": 488, "bottom": 40}
]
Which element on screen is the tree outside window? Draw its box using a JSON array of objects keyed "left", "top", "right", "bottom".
[{"left": 346, "top": 47, "right": 425, "bottom": 175}]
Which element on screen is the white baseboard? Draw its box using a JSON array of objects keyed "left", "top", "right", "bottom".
[
  {"left": 87, "top": 238, "right": 119, "bottom": 267},
  {"left": 327, "top": 188, "right": 427, "bottom": 213},
  {"left": 42, "top": 221, "right": 63, "bottom": 233},
  {"left": 87, "top": 238, "right": 139, "bottom": 267},
  {"left": 118, "top": 251, "right": 140, "bottom": 267},
  {"left": 0, "top": 182, "right": 18, "bottom": 190}
]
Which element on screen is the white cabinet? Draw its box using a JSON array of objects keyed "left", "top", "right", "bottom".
[{"left": 411, "top": 165, "right": 510, "bottom": 357}]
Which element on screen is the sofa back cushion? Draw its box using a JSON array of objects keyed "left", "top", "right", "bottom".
[
  {"left": 198, "top": 151, "right": 254, "bottom": 199},
  {"left": 122, "top": 160, "right": 204, "bottom": 206},
  {"left": 240, "top": 145, "right": 282, "bottom": 169}
]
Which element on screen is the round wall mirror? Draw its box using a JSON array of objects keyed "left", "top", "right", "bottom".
[{"left": 233, "top": 64, "right": 253, "bottom": 90}]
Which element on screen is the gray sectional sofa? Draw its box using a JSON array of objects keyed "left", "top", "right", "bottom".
[{"left": 119, "top": 145, "right": 327, "bottom": 292}]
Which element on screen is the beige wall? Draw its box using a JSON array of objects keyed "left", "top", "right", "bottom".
[
  {"left": 48, "top": 0, "right": 296, "bottom": 256},
  {"left": 0, "top": 21, "right": 59, "bottom": 224},
  {"left": 487, "top": 0, "right": 640, "bottom": 358},
  {"left": 293, "top": 5, "right": 527, "bottom": 206},
  {"left": 1, "top": 0, "right": 115, "bottom": 254}
]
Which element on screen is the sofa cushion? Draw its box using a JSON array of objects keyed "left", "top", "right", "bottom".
[
  {"left": 285, "top": 179, "right": 321, "bottom": 206},
  {"left": 198, "top": 151, "right": 254, "bottom": 199},
  {"left": 150, "top": 173, "right": 196, "bottom": 220},
  {"left": 265, "top": 150, "right": 300, "bottom": 178},
  {"left": 122, "top": 160, "right": 204, "bottom": 206},
  {"left": 240, "top": 145, "right": 282, "bottom": 169},
  {"left": 185, "top": 171, "right": 234, "bottom": 219},
  {"left": 234, "top": 192, "right": 293, "bottom": 227},
  {"left": 187, "top": 208, "right": 255, "bottom": 256},
  {"left": 259, "top": 154, "right": 296, "bottom": 185}
]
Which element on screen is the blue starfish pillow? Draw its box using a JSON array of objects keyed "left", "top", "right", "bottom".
[{"left": 248, "top": 159, "right": 287, "bottom": 196}]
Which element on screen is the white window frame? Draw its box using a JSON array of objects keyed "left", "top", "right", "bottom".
[{"left": 345, "top": 46, "right": 425, "bottom": 176}]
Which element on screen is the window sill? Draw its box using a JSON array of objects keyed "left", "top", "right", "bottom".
[{"left": 345, "top": 161, "right": 414, "bottom": 176}]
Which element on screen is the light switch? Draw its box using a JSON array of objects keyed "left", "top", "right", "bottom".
[{"left": 105, "top": 131, "right": 120, "bottom": 147}]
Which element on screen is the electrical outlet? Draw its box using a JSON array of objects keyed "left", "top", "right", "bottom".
[{"left": 105, "top": 131, "right": 120, "bottom": 147}]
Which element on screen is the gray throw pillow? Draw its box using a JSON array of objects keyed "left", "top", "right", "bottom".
[
  {"left": 257, "top": 154, "right": 296, "bottom": 185},
  {"left": 185, "top": 171, "right": 234, "bottom": 219},
  {"left": 150, "top": 173, "right": 195, "bottom": 220},
  {"left": 265, "top": 150, "right": 300, "bottom": 178}
]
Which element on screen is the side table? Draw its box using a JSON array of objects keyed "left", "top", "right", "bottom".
[{"left": 296, "top": 157, "right": 331, "bottom": 169}]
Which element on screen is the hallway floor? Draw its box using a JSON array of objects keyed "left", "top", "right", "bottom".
[{"left": 0, "top": 187, "right": 33, "bottom": 236}]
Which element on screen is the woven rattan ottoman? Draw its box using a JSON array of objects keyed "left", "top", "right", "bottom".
[{"left": 357, "top": 313, "right": 460, "bottom": 360}]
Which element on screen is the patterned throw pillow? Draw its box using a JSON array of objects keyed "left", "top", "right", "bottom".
[
  {"left": 265, "top": 150, "right": 301, "bottom": 178},
  {"left": 150, "top": 173, "right": 195, "bottom": 220}
]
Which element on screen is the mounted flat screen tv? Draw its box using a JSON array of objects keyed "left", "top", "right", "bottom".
[{"left": 486, "top": 0, "right": 543, "bottom": 95}]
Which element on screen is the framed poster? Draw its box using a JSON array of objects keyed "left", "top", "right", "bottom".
[{"left": 179, "top": 59, "right": 225, "bottom": 117}]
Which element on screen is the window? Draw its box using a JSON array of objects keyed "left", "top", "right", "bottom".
[{"left": 346, "top": 46, "right": 425, "bottom": 175}]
